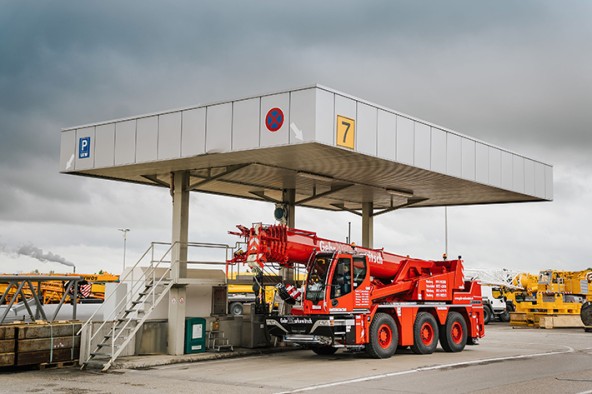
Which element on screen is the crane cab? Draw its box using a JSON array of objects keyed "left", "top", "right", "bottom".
[{"left": 301, "top": 252, "right": 372, "bottom": 315}]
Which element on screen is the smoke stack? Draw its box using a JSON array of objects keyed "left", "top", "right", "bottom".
[{"left": 17, "top": 245, "right": 77, "bottom": 272}]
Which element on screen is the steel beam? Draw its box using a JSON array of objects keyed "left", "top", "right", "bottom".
[{"left": 362, "top": 201, "right": 374, "bottom": 248}]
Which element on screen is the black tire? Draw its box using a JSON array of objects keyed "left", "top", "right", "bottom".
[
  {"left": 581, "top": 301, "right": 592, "bottom": 326},
  {"left": 483, "top": 305, "right": 492, "bottom": 325},
  {"left": 411, "top": 312, "right": 439, "bottom": 355},
  {"left": 229, "top": 302, "right": 244, "bottom": 316},
  {"left": 439, "top": 311, "right": 468, "bottom": 353},
  {"left": 366, "top": 313, "right": 398, "bottom": 359},
  {"left": 311, "top": 346, "right": 338, "bottom": 356},
  {"left": 499, "top": 309, "right": 511, "bottom": 322}
]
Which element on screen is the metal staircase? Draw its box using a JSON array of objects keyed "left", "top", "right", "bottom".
[{"left": 78, "top": 242, "right": 178, "bottom": 372}]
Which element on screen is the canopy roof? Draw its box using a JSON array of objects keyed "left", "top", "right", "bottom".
[{"left": 60, "top": 85, "right": 552, "bottom": 213}]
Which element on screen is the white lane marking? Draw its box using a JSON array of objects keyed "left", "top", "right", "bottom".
[{"left": 276, "top": 347, "right": 575, "bottom": 393}]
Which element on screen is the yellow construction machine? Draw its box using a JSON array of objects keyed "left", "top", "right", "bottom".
[
  {"left": 507, "top": 269, "right": 592, "bottom": 327},
  {"left": 0, "top": 272, "right": 119, "bottom": 304}
]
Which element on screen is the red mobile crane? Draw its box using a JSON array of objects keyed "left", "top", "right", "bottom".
[{"left": 230, "top": 224, "right": 485, "bottom": 358}]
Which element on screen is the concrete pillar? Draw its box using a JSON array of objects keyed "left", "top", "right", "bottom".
[
  {"left": 283, "top": 189, "right": 296, "bottom": 228},
  {"left": 362, "top": 201, "right": 374, "bottom": 249},
  {"left": 168, "top": 170, "right": 189, "bottom": 355},
  {"left": 281, "top": 189, "right": 295, "bottom": 295}
]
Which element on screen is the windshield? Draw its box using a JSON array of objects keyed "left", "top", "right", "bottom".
[{"left": 305, "top": 253, "right": 333, "bottom": 302}]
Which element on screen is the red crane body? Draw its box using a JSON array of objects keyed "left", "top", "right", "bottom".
[{"left": 230, "top": 224, "right": 485, "bottom": 358}]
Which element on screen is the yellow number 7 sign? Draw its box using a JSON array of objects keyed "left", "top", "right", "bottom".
[{"left": 336, "top": 115, "right": 355, "bottom": 149}]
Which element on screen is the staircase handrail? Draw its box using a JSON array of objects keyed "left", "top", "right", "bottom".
[{"left": 76, "top": 241, "right": 175, "bottom": 336}]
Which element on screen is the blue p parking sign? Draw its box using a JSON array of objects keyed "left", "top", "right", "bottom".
[{"left": 79, "top": 137, "right": 91, "bottom": 159}]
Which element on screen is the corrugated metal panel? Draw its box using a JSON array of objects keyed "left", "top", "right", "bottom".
[
  {"left": 377, "top": 109, "right": 396, "bottom": 161},
  {"left": 95, "top": 123, "right": 115, "bottom": 168},
  {"left": 181, "top": 107, "right": 206, "bottom": 157},
  {"left": 136, "top": 116, "right": 158, "bottom": 163},
  {"left": 414, "top": 123, "right": 430, "bottom": 170},
  {"left": 396, "top": 116, "right": 414, "bottom": 165},
  {"left": 334, "top": 94, "right": 357, "bottom": 149},
  {"left": 315, "top": 89, "right": 334, "bottom": 145},
  {"left": 534, "top": 161, "right": 546, "bottom": 199},
  {"left": 232, "top": 98, "right": 260, "bottom": 151},
  {"left": 206, "top": 103, "right": 232, "bottom": 153},
  {"left": 114, "top": 120, "right": 136, "bottom": 165},
  {"left": 290, "top": 88, "right": 316, "bottom": 144},
  {"left": 357, "top": 102, "right": 377, "bottom": 156},
  {"left": 461, "top": 138, "right": 476, "bottom": 181},
  {"left": 260, "top": 93, "right": 289, "bottom": 148},
  {"left": 524, "top": 159, "right": 535, "bottom": 196},
  {"left": 446, "top": 133, "right": 462, "bottom": 177},
  {"left": 158, "top": 112, "right": 182, "bottom": 160},
  {"left": 488, "top": 147, "right": 502, "bottom": 187},
  {"left": 501, "top": 151, "right": 513, "bottom": 190},
  {"left": 475, "top": 142, "right": 489, "bottom": 184},
  {"left": 545, "top": 165, "right": 553, "bottom": 200},
  {"left": 59, "top": 129, "right": 76, "bottom": 172},
  {"left": 512, "top": 155, "right": 525, "bottom": 193},
  {"left": 431, "top": 128, "right": 446, "bottom": 173}
]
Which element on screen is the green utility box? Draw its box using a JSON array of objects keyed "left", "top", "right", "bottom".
[{"left": 185, "top": 317, "right": 206, "bottom": 354}]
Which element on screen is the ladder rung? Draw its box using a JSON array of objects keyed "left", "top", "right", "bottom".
[
  {"left": 117, "top": 318, "right": 138, "bottom": 322},
  {"left": 97, "top": 343, "right": 121, "bottom": 349},
  {"left": 90, "top": 352, "right": 112, "bottom": 358}
]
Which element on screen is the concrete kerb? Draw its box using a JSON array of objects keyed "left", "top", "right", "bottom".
[{"left": 110, "top": 346, "right": 299, "bottom": 370}]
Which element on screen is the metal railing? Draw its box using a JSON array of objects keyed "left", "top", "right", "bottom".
[{"left": 79, "top": 240, "right": 239, "bottom": 370}]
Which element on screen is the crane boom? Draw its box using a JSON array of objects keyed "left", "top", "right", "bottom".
[{"left": 230, "top": 224, "right": 407, "bottom": 280}]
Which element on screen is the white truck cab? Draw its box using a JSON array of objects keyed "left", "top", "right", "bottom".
[{"left": 481, "top": 285, "right": 511, "bottom": 323}]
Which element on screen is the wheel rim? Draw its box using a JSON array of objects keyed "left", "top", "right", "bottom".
[
  {"left": 420, "top": 322, "right": 434, "bottom": 345},
  {"left": 378, "top": 324, "right": 393, "bottom": 348},
  {"left": 451, "top": 321, "right": 463, "bottom": 344}
]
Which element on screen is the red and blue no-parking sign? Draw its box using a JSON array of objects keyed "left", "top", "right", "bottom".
[{"left": 265, "top": 108, "right": 284, "bottom": 132}]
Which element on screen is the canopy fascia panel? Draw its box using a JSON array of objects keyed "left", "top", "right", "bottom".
[{"left": 60, "top": 85, "right": 553, "bottom": 213}]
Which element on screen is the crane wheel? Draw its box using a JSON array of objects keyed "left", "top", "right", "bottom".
[
  {"left": 411, "top": 312, "right": 439, "bottom": 354},
  {"left": 581, "top": 301, "right": 592, "bottom": 327},
  {"left": 366, "top": 313, "right": 398, "bottom": 359},
  {"left": 311, "top": 346, "right": 338, "bottom": 356},
  {"left": 439, "top": 311, "right": 467, "bottom": 352}
]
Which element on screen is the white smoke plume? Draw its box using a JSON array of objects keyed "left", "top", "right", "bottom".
[{"left": 17, "top": 245, "right": 76, "bottom": 272}]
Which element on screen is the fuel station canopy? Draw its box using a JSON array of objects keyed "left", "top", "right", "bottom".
[
  {"left": 60, "top": 84, "right": 553, "bottom": 357},
  {"left": 60, "top": 84, "right": 553, "bottom": 213}
]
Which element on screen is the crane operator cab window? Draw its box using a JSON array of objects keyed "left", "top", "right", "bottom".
[
  {"left": 331, "top": 257, "right": 352, "bottom": 299},
  {"left": 305, "top": 254, "right": 332, "bottom": 303},
  {"left": 353, "top": 256, "right": 367, "bottom": 288}
]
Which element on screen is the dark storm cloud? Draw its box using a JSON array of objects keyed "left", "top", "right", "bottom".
[{"left": 0, "top": 1, "right": 591, "bottom": 272}]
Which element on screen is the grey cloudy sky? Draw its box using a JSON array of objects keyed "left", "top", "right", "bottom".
[{"left": 1, "top": 1, "right": 591, "bottom": 275}]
